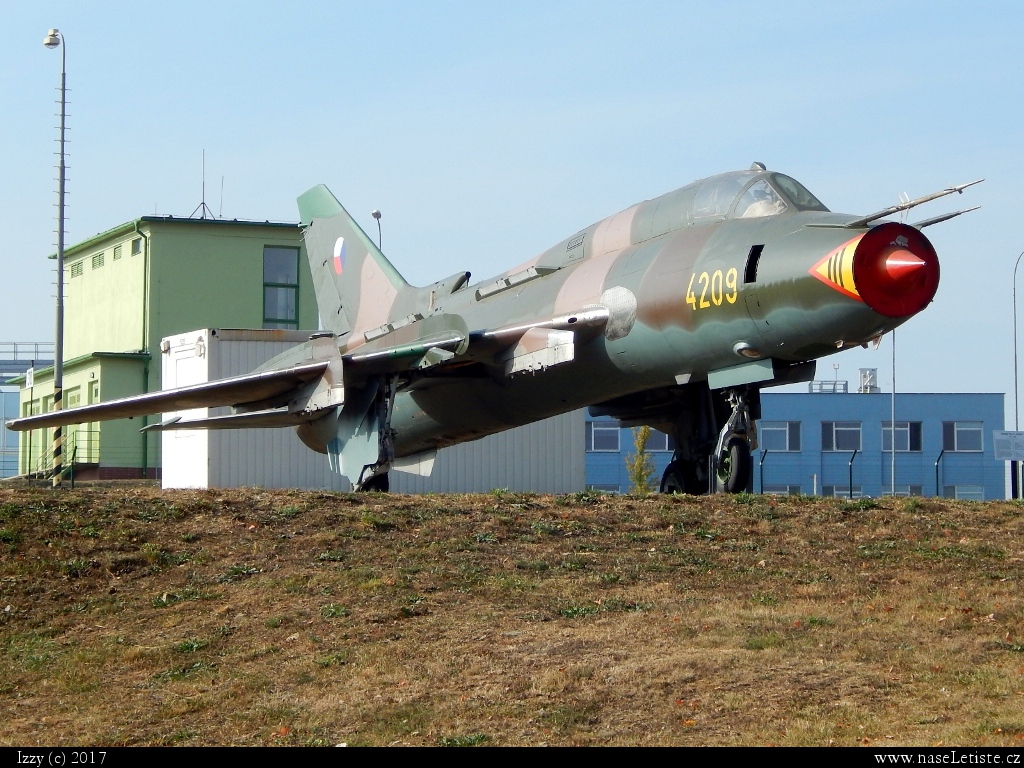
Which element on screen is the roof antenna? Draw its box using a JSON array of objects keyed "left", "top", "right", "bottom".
[
  {"left": 190, "top": 149, "right": 215, "bottom": 220},
  {"left": 219, "top": 175, "right": 224, "bottom": 219}
]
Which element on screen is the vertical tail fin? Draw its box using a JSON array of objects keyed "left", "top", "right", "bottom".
[{"left": 298, "top": 185, "right": 410, "bottom": 337}]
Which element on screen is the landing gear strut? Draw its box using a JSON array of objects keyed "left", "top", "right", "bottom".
[
  {"left": 712, "top": 389, "right": 754, "bottom": 494},
  {"left": 659, "top": 386, "right": 757, "bottom": 495},
  {"left": 355, "top": 375, "right": 398, "bottom": 492}
]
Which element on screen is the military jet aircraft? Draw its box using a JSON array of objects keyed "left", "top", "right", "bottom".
[{"left": 7, "top": 164, "right": 979, "bottom": 493}]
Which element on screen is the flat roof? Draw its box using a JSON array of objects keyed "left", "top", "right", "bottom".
[
  {"left": 7, "top": 351, "right": 151, "bottom": 385},
  {"left": 54, "top": 216, "right": 302, "bottom": 260}
]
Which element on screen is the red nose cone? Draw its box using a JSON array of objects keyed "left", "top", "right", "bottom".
[
  {"left": 852, "top": 223, "right": 939, "bottom": 318},
  {"left": 884, "top": 249, "right": 926, "bottom": 282}
]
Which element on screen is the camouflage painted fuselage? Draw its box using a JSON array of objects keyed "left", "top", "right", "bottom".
[
  {"left": 5, "top": 167, "right": 945, "bottom": 490},
  {"left": 289, "top": 168, "right": 938, "bottom": 458}
]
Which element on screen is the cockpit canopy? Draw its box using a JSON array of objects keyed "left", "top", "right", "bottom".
[{"left": 690, "top": 171, "right": 828, "bottom": 221}]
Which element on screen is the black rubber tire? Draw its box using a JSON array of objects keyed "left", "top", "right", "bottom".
[
  {"left": 661, "top": 461, "right": 686, "bottom": 494},
  {"left": 361, "top": 473, "right": 390, "bottom": 492},
  {"left": 661, "top": 460, "right": 706, "bottom": 495},
  {"left": 716, "top": 436, "right": 752, "bottom": 494}
]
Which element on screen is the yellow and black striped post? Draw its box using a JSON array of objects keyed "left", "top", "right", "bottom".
[
  {"left": 52, "top": 386, "right": 62, "bottom": 487},
  {"left": 44, "top": 29, "right": 68, "bottom": 489}
]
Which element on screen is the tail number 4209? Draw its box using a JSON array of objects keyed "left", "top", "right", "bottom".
[{"left": 686, "top": 268, "right": 738, "bottom": 310}]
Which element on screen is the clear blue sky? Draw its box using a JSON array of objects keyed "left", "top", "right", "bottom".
[{"left": 1, "top": 2, "right": 1021, "bottom": 414}]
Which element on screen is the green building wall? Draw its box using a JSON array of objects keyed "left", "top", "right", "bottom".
[{"left": 18, "top": 217, "right": 316, "bottom": 478}]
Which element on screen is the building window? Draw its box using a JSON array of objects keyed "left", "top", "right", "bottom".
[
  {"left": 821, "top": 421, "right": 861, "bottom": 451},
  {"left": 113, "top": 244, "right": 122, "bottom": 260},
  {"left": 763, "top": 484, "right": 802, "bottom": 496},
  {"left": 69, "top": 261, "right": 83, "bottom": 278},
  {"left": 131, "top": 237, "right": 143, "bottom": 255},
  {"left": 943, "top": 485, "right": 984, "bottom": 501},
  {"left": 883, "top": 421, "right": 922, "bottom": 452},
  {"left": 822, "top": 485, "right": 863, "bottom": 498},
  {"left": 586, "top": 421, "right": 620, "bottom": 452},
  {"left": 91, "top": 252, "right": 104, "bottom": 269},
  {"left": 882, "top": 485, "right": 923, "bottom": 497},
  {"left": 263, "top": 246, "right": 300, "bottom": 330},
  {"left": 644, "top": 430, "right": 675, "bottom": 452},
  {"left": 760, "top": 421, "right": 801, "bottom": 451},
  {"left": 943, "top": 421, "right": 983, "bottom": 452}
]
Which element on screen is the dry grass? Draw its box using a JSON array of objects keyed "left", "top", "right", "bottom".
[{"left": 1, "top": 485, "right": 1023, "bottom": 746}]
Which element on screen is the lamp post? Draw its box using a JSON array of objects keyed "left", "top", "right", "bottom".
[
  {"left": 43, "top": 28, "right": 66, "bottom": 487},
  {"left": 891, "top": 330, "right": 896, "bottom": 497},
  {"left": 1013, "top": 250, "right": 1024, "bottom": 498},
  {"left": 371, "top": 210, "right": 382, "bottom": 250}
]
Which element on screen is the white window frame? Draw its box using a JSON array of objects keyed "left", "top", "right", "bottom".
[
  {"left": 586, "top": 421, "right": 620, "bottom": 452},
  {"left": 760, "top": 421, "right": 800, "bottom": 452},
  {"left": 822, "top": 421, "right": 861, "bottom": 452},
  {"left": 822, "top": 485, "right": 863, "bottom": 498},
  {"left": 763, "top": 484, "right": 801, "bottom": 496},
  {"left": 943, "top": 485, "right": 984, "bottom": 501},
  {"left": 881, "top": 485, "right": 923, "bottom": 497},
  {"left": 944, "top": 421, "right": 983, "bottom": 453},
  {"left": 882, "top": 421, "right": 923, "bottom": 453},
  {"left": 643, "top": 430, "right": 673, "bottom": 452}
]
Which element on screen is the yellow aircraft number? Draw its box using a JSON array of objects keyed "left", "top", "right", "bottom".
[{"left": 686, "top": 268, "right": 738, "bottom": 310}]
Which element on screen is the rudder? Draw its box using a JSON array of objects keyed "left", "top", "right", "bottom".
[{"left": 298, "top": 184, "right": 410, "bottom": 337}]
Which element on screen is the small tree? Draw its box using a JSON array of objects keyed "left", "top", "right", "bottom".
[{"left": 626, "top": 425, "right": 655, "bottom": 495}]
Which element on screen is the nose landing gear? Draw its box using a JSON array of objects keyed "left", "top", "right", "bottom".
[{"left": 712, "top": 390, "right": 754, "bottom": 494}]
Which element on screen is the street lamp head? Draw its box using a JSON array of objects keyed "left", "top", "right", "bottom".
[
  {"left": 43, "top": 29, "right": 61, "bottom": 48},
  {"left": 371, "top": 210, "right": 381, "bottom": 220}
]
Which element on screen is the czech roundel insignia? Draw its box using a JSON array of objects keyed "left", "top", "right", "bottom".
[{"left": 333, "top": 237, "right": 346, "bottom": 275}]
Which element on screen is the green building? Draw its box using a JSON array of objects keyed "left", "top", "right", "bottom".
[{"left": 15, "top": 216, "right": 316, "bottom": 478}]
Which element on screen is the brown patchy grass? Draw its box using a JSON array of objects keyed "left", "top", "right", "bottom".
[{"left": 1, "top": 485, "right": 1023, "bottom": 746}]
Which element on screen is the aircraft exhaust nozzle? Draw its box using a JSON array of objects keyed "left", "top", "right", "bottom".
[{"left": 852, "top": 222, "right": 939, "bottom": 318}]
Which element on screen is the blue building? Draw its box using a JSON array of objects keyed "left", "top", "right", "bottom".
[
  {"left": 0, "top": 343, "right": 54, "bottom": 478},
  {"left": 585, "top": 381, "right": 1005, "bottom": 500},
  {"left": 584, "top": 419, "right": 676, "bottom": 493}
]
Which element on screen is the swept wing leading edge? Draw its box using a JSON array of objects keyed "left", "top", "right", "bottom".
[
  {"left": 5, "top": 361, "right": 330, "bottom": 432},
  {"left": 5, "top": 305, "right": 611, "bottom": 433}
]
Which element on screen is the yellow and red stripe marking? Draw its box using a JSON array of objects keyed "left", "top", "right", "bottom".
[{"left": 809, "top": 235, "right": 864, "bottom": 301}]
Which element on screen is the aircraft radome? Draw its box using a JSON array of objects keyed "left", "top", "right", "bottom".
[{"left": 7, "top": 163, "right": 980, "bottom": 493}]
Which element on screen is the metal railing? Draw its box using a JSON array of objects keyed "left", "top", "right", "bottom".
[
  {"left": 0, "top": 449, "right": 18, "bottom": 478},
  {"left": 0, "top": 342, "right": 55, "bottom": 384},
  {"left": 23, "top": 427, "right": 99, "bottom": 479},
  {"left": 808, "top": 380, "right": 849, "bottom": 394},
  {"left": 0, "top": 342, "right": 55, "bottom": 362},
  {"left": 69, "top": 428, "right": 100, "bottom": 465}
]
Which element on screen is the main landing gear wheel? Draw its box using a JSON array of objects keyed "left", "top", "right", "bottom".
[
  {"left": 361, "top": 473, "right": 390, "bottom": 492},
  {"left": 715, "top": 435, "right": 751, "bottom": 494},
  {"left": 661, "top": 461, "right": 685, "bottom": 494},
  {"left": 660, "top": 460, "right": 705, "bottom": 495}
]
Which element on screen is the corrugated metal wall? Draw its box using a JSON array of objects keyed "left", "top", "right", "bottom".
[
  {"left": 0, "top": 389, "right": 19, "bottom": 478},
  {"left": 391, "top": 411, "right": 584, "bottom": 493},
  {"left": 161, "top": 328, "right": 585, "bottom": 493}
]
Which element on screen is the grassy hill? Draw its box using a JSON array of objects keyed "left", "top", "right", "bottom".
[{"left": 1, "top": 485, "right": 1023, "bottom": 746}]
